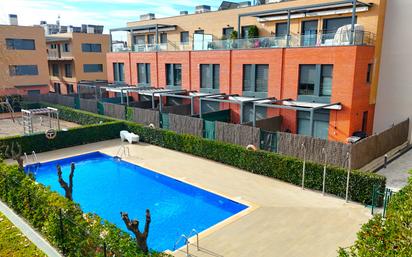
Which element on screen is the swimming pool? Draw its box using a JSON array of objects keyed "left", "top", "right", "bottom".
[{"left": 27, "top": 152, "right": 247, "bottom": 251}]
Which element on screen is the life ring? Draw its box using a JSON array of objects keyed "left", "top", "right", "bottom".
[
  {"left": 45, "top": 129, "right": 57, "bottom": 140},
  {"left": 148, "top": 123, "right": 156, "bottom": 129},
  {"left": 246, "top": 144, "right": 257, "bottom": 151}
]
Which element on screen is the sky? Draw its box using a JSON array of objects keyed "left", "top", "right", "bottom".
[{"left": 0, "top": 0, "right": 225, "bottom": 41}]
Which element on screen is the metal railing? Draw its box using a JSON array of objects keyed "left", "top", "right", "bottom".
[
  {"left": 115, "top": 145, "right": 130, "bottom": 159},
  {"left": 112, "top": 31, "right": 375, "bottom": 53},
  {"left": 173, "top": 229, "right": 200, "bottom": 256}
]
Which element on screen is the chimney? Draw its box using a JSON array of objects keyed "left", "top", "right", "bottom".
[
  {"left": 9, "top": 14, "right": 18, "bottom": 25},
  {"left": 195, "top": 5, "right": 211, "bottom": 14},
  {"left": 180, "top": 11, "right": 188, "bottom": 15},
  {"left": 140, "top": 13, "right": 155, "bottom": 21}
]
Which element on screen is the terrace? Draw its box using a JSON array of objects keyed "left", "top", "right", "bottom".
[{"left": 110, "top": 0, "right": 375, "bottom": 53}]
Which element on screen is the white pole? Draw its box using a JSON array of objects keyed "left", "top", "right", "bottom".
[
  {"left": 301, "top": 143, "right": 306, "bottom": 190},
  {"left": 345, "top": 152, "right": 351, "bottom": 203},
  {"left": 322, "top": 147, "right": 327, "bottom": 196}
]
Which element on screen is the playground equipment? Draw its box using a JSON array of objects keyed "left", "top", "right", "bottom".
[
  {"left": 21, "top": 107, "right": 60, "bottom": 135},
  {"left": 0, "top": 99, "right": 15, "bottom": 122}
]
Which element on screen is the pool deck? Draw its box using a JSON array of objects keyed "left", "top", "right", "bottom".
[{"left": 11, "top": 139, "right": 371, "bottom": 257}]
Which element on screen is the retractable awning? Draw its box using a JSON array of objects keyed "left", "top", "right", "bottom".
[{"left": 110, "top": 24, "right": 177, "bottom": 33}]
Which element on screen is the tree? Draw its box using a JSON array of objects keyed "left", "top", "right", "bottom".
[
  {"left": 4, "top": 142, "right": 23, "bottom": 170},
  {"left": 120, "top": 210, "right": 151, "bottom": 254},
  {"left": 248, "top": 26, "right": 259, "bottom": 38},
  {"left": 57, "top": 163, "right": 75, "bottom": 201}
]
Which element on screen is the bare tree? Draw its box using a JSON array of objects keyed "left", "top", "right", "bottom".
[
  {"left": 120, "top": 210, "right": 151, "bottom": 254},
  {"left": 57, "top": 163, "right": 75, "bottom": 201},
  {"left": 4, "top": 142, "right": 23, "bottom": 169}
]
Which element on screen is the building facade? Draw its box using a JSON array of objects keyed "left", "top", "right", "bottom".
[
  {"left": 0, "top": 24, "right": 49, "bottom": 95},
  {"left": 373, "top": 0, "right": 412, "bottom": 141},
  {"left": 47, "top": 32, "right": 110, "bottom": 95},
  {"left": 107, "top": 0, "right": 387, "bottom": 142}
]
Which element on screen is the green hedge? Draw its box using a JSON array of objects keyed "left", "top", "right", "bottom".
[
  {"left": 339, "top": 172, "right": 412, "bottom": 256},
  {"left": 123, "top": 121, "right": 386, "bottom": 204},
  {"left": 0, "top": 122, "right": 125, "bottom": 159},
  {"left": 21, "top": 101, "right": 116, "bottom": 125},
  {"left": 0, "top": 162, "right": 168, "bottom": 257}
]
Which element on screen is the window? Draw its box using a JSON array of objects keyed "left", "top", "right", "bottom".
[
  {"left": 137, "top": 63, "right": 151, "bottom": 86},
  {"left": 81, "top": 43, "right": 102, "bottom": 52},
  {"left": 50, "top": 44, "right": 57, "bottom": 49},
  {"left": 64, "top": 63, "right": 72, "bottom": 77},
  {"left": 222, "top": 27, "right": 234, "bottom": 39},
  {"left": 83, "top": 64, "right": 103, "bottom": 73},
  {"left": 147, "top": 34, "right": 155, "bottom": 44},
  {"left": 160, "top": 33, "right": 168, "bottom": 44},
  {"left": 180, "top": 31, "right": 189, "bottom": 44},
  {"left": 362, "top": 111, "right": 368, "bottom": 132},
  {"left": 67, "top": 84, "right": 74, "bottom": 94},
  {"left": 200, "top": 64, "right": 220, "bottom": 92},
  {"left": 9, "top": 65, "right": 39, "bottom": 76},
  {"left": 301, "top": 20, "right": 318, "bottom": 46},
  {"left": 52, "top": 63, "right": 59, "bottom": 76},
  {"left": 322, "top": 17, "right": 354, "bottom": 42},
  {"left": 62, "top": 43, "right": 70, "bottom": 52},
  {"left": 194, "top": 30, "right": 204, "bottom": 34},
  {"left": 320, "top": 65, "right": 333, "bottom": 96},
  {"left": 242, "top": 64, "right": 268, "bottom": 97},
  {"left": 6, "top": 38, "right": 35, "bottom": 50},
  {"left": 297, "top": 110, "right": 330, "bottom": 139},
  {"left": 27, "top": 90, "right": 41, "bottom": 95},
  {"left": 298, "top": 64, "right": 333, "bottom": 100},
  {"left": 275, "top": 23, "right": 288, "bottom": 37},
  {"left": 241, "top": 26, "right": 251, "bottom": 39},
  {"left": 53, "top": 83, "right": 61, "bottom": 94},
  {"left": 367, "top": 63, "right": 373, "bottom": 83},
  {"left": 166, "top": 64, "right": 182, "bottom": 88},
  {"left": 134, "top": 35, "right": 145, "bottom": 45},
  {"left": 113, "top": 62, "right": 125, "bottom": 82}
]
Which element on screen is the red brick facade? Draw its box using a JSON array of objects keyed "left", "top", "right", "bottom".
[{"left": 106, "top": 46, "right": 375, "bottom": 142}]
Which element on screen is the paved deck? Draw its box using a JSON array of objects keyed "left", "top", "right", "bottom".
[
  {"left": 377, "top": 148, "right": 412, "bottom": 191},
  {"left": 10, "top": 139, "right": 371, "bottom": 257},
  {"left": 0, "top": 114, "right": 79, "bottom": 138}
]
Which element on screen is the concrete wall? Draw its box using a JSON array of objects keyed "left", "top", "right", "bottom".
[
  {"left": 373, "top": 0, "right": 412, "bottom": 141},
  {"left": 0, "top": 25, "right": 49, "bottom": 95}
]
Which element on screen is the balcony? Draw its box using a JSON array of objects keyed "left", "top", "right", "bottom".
[
  {"left": 47, "top": 49, "right": 74, "bottom": 60},
  {"left": 112, "top": 30, "right": 375, "bottom": 53}
]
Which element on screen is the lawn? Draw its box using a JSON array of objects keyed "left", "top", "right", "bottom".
[{"left": 0, "top": 212, "right": 45, "bottom": 257}]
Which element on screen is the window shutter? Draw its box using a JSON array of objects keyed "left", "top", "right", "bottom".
[
  {"left": 255, "top": 64, "right": 268, "bottom": 92},
  {"left": 243, "top": 65, "right": 252, "bottom": 91},
  {"left": 213, "top": 64, "right": 220, "bottom": 89}
]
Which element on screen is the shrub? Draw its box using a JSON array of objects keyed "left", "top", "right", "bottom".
[
  {"left": 338, "top": 171, "right": 412, "bottom": 257},
  {"left": 0, "top": 122, "right": 125, "bottom": 159},
  {"left": 124, "top": 121, "right": 386, "bottom": 204},
  {"left": 0, "top": 162, "right": 168, "bottom": 256}
]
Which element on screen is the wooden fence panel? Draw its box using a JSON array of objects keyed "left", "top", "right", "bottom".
[
  {"left": 56, "top": 95, "right": 75, "bottom": 108},
  {"left": 130, "top": 107, "right": 160, "bottom": 128},
  {"left": 216, "top": 121, "right": 260, "bottom": 147},
  {"left": 169, "top": 113, "right": 203, "bottom": 137},
  {"left": 79, "top": 99, "right": 98, "bottom": 113},
  {"left": 103, "top": 102, "right": 125, "bottom": 120}
]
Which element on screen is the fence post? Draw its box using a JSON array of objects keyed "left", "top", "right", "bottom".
[
  {"left": 345, "top": 152, "right": 351, "bottom": 203},
  {"left": 322, "top": 148, "right": 327, "bottom": 196},
  {"left": 103, "top": 242, "right": 107, "bottom": 257},
  {"left": 301, "top": 143, "right": 306, "bottom": 190},
  {"left": 59, "top": 208, "right": 66, "bottom": 255}
]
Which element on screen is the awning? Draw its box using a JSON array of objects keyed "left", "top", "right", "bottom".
[
  {"left": 110, "top": 24, "right": 177, "bottom": 33},
  {"left": 46, "top": 37, "right": 71, "bottom": 43}
]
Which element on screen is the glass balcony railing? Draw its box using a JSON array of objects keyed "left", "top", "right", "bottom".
[{"left": 112, "top": 31, "right": 375, "bottom": 53}]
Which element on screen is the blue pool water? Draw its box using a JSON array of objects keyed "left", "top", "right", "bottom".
[{"left": 27, "top": 152, "right": 247, "bottom": 251}]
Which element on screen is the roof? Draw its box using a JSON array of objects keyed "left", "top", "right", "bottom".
[
  {"left": 110, "top": 24, "right": 177, "bottom": 32},
  {"left": 46, "top": 36, "right": 71, "bottom": 43}
]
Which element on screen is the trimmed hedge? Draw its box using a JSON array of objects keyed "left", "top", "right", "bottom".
[
  {"left": 0, "top": 162, "right": 168, "bottom": 256},
  {"left": 0, "top": 121, "right": 125, "bottom": 159},
  {"left": 123, "top": 121, "right": 386, "bottom": 204},
  {"left": 339, "top": 172, "right": 412, "bottom": 256}
]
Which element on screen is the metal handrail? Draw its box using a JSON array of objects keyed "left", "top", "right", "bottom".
[
  {"left": 115, "top": 145, "right": 130, "bottom": 159},
  {"left": 32, "top": 151, "right": 39, "bottom": 164},
  {"left": 173, "top": 234, "right": 190, "bottom": 256},
  {"left": 187, "top": 229, "right": 200, "bottom": 251},
  {"left": 24, "top": 152, "right": 30, "bottom": 165}
]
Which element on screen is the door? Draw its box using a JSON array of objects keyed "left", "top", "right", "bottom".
[
  {"left": 203, "top": 120, "right": 216, "bottom": 140},
  {"left": 301, "top": 20, "right": 318, "bottom": 46}
]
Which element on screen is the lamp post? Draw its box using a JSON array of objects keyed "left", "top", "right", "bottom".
[
  {"left": 322, "top": 147, "right": 327, "bottom": 196},
  {"left": 301, "top": 143, "right": 306, "bottom": 190}
]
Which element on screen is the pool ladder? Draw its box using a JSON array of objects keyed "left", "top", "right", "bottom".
[
  {"left": 173, "top": 229, "right": 199, "bottom": 256},
  {"left": 24, "top": 151, "right": 40, "bottom": 166},
  {"left": 115, "top": 145, "right": 130, "bottom": 160}
]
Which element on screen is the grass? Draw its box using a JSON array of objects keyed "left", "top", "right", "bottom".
[{"left": 0, "top": 212, "right": 45, "bottom": 257}]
